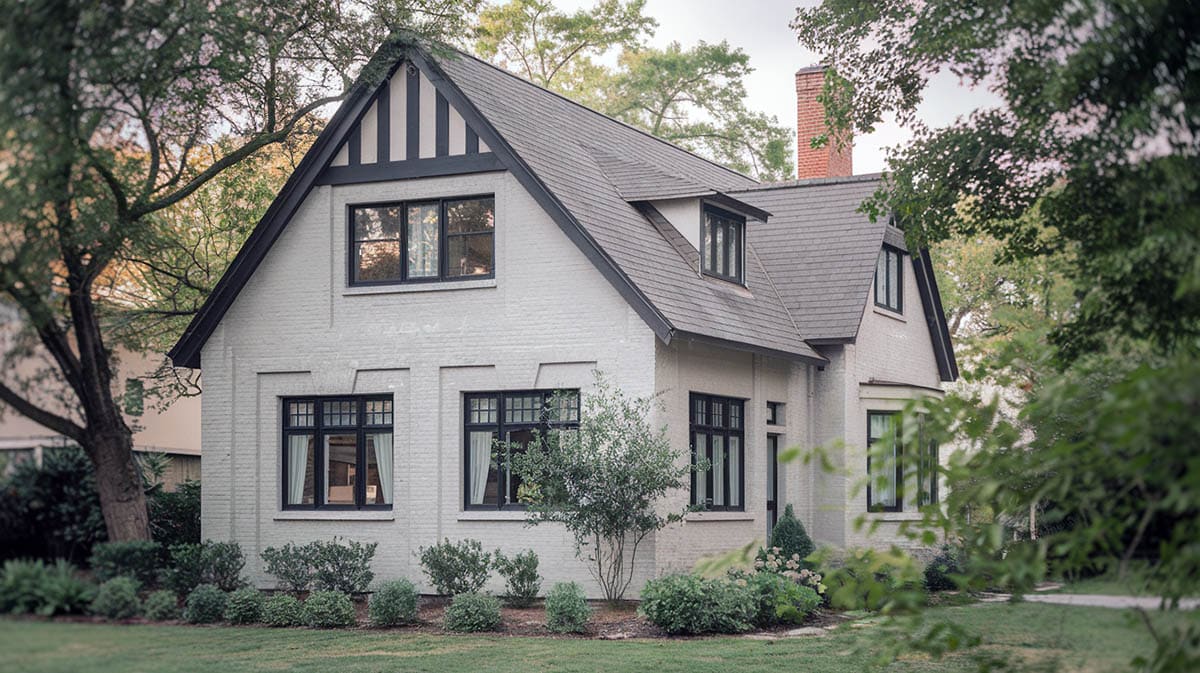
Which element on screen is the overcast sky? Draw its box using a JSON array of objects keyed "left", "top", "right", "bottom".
[{"left": 550, "top": 0, "right": 999, "bottom": 176}]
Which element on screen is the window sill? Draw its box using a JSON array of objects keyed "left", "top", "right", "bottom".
[
  {"left": 274, "top": 510, "right": 395, "bottom": 522},
  {"left": 457, "top": 510, "right": 529, "bottom": 522},
  {"left": 684, "top": 511, "right": 755, "bottom": 523},
  {"left": 343, "top": 278, "right": 496, "bottom": 296},
  {"left": 862, "top": 511, "right": 923, "bottom": 523},
  {"left": 873, "top": 306, "right": 906, "bottom": 322}
]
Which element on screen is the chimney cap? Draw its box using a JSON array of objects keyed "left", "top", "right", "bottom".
[{"left": 795, "top": 64, "right": 828, "bottom": 76}]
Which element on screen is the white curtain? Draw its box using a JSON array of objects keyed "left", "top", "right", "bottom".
[
  {"left": 287, "top": 435, "right": 309, "bottom": 505},
  {"left": 694, "top": 434, "right": 707, "bottom": 505},
  {"left": 869, "top": 414, "right": 897, "bottom": 506},
  {"left": 469, "top": 431, "right": 492, "bottom": 504},
  {"left": 370, "top": 432, "right": 393, "bottom": 504},
  {"left": 729, "top": 437, "right": 741, "bottom": 508},
  {"left": 712, "top": 436, "right": 725, "bottom": 506}
]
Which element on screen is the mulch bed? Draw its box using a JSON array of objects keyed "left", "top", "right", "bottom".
[{"left": 24, "top": 596, "right": 851, "bottom": 640}]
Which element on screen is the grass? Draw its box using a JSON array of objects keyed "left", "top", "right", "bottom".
[
  {"left": 1, "top": 603, "right": 1195, "bottom": 673},
  {"left": 1053, "top": 576, "right": 1151, "bottom": 597}
]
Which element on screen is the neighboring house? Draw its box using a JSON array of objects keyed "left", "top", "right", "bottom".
[{"left": 169, "top": 42, "right": 956, "bottom": 597}]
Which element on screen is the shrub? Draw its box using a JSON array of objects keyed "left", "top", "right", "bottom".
[
  {"left": 183, "top": 584, "right": 227, "bottom": 624},
  {"left": 443, "top": 592, "right": 502, "bottom": 633},
  {"left": 924, "top": 545, "right": 963, "bottom": 592},
  {"left": 91, "top": 577, "right": 141, "bottom": 620},
  {"left": 148, "top": 480, "right": 201, "bottom": 550},
  {"left": 369, "top": 579, "right": 419, "bottom": 626},
  {"left": 769, "top": 505, "right": 815, "bottom": 564},
  {"left": 419, "top": 539, "right": 492, "bottom": 596},
  {"left": 89, "top": 540, "right": 162, "bottom": 587},
  {"left": 639, "top": 574, "right": 755, "bottom": 635},
  {"left": 742, "top": 572, "right": 821, "bottom": 627},
  {"left": 311, "top": 538, "right": 376, "bottom": 594},
  {"left": 0, "top": 559, "right": 48, "bottom": 613},
  {"left": 143, "top": 589, "right": 180, "bottom": 620},
  {"left": 224, "top": 587, "right": 266, "bottom": 624},
  {"left": 544, "top": 581, "right": 589, "bottom": 634},
  {"left": 820, "top": 548, "right": 925, "bottom": 611},
  {"left": 0, "top": 447, "right": 105, "bottom": 564},
  {"left": 262, "top": 593, "right": 306, "bottom": 627},
  {"left": 35, "top": 560, "right": 95, "bottom": 616},
  {"left": 261, "top": 542, "right": 316, "bottom": 592},
  {"left": 302, "top": 590, "right": 357, "bottom": 628},
  {"left": 162, "top": 541, "right": 246, "bottom": 596},
  {"left": 493, "top": 549, "right": 541, "bottom": 607}
]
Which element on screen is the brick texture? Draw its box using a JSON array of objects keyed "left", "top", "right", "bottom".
[{"left": 795, "top": 67, "right": 853, "bottom": 179}]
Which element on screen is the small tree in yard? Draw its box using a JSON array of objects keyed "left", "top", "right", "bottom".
[{"left": 507, "top": 373, "right": 690, "bottom": 602}]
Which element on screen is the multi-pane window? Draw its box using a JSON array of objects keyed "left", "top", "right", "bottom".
[
  {"left": 463, "top": 390, "right": 580, "bottom": 510},
  {"left": 867, "top": 411, "right": 901, "bottom": 512},
  {"left": 282, "top": 396, "right": 393, "bottom": 510},
  {"left": 350, "top": 196, "right": 495, "bottom": 285},
  {"left": 690, "top": 393, "right": 744, "bottom": 511},
  {"left": 874, "top": 247, "right": 903, "bottom": 312},
  {"left": 916, "top": 416, "right": 939, "bottom": 507},
  {"left": 701, "top": 205, "right": 744, "bottom": 283}
]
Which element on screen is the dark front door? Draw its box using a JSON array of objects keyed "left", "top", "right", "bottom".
[{"left": 766, "top": 434, "right": 780, "bottom": 539}]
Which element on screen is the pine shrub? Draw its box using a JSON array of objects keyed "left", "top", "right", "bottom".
[{"left": 769, "top": 505, "right": 815, "bottom": 563}]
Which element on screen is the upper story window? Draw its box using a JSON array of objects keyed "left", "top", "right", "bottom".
[
  {"left": 874, "top": 246, "right": 903, "bottom": 313},
  {"left": 766, "top": 401, "right": 783, "bottom": 426},
  {"left": 282, "top": 396, "right": 393, "bottom": 510},
  {"left": 350, "top": 196, "right": 495, "bottom": 285},
  {"left": 701, "top": 205, "right": 744, "bottom": 284},
  {"left": 690, "top": 392, "right": 744, "bottom": 511},
  {"left": 463, "top": 389, "right": 580, "bottom": 510}
]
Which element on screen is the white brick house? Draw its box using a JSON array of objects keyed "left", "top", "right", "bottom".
[{"left": 169, "top": 41, "right": 957, "bottom": 597}]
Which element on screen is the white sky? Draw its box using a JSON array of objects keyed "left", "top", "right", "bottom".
[{"left": 549, "top": 0, "right": 999, "bottom": 175}]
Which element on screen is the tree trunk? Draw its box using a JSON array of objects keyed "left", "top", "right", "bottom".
[{"left": 86, "top": 427, "right": 151, "bottom": 541}]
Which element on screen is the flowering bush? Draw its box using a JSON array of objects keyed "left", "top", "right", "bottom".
[{"left": 754, "top": 546, "right": 826, "bottom": 596}]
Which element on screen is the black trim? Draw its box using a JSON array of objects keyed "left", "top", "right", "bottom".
[
  {"left": 462, "top": 389, "right": 580, "bottom": 511},
  {"left": 466, "top": 126, "right": 479, "bottom": 154},
  {"left": 766, "top": 401, "right": 782, "bottom": 426},
  {"left": 689, "top": 392, "right": 746, "bottom": 512},
  {"left": 675, "top": 331, "right": 827, "bottom": 366},
  {"left": 701, "top": 204, "right": 745, "bottom": 285},
  {"left": 767, "top": 433, "right": 780, "bottom": 536},
  {"left": 406, "top": 64, "right": 420, "bottom": 161},
  {"left": 912, "top": 248, "right": 959, "bottom": 382},
  {"left": 316, "top": 153, "right": 504, "bottom": 186},
  {"left": 376, "top": 78, "right": 390, "bottom": 163},
  {"left": 347, "top": 125, "right": 361, "bottom": 166},
  {"left": 866, "top": 410, "right": 902, "bottom": 513},
  {"left": 281, "top": 395, "right": 393, "bottom": 511},
  {"left": 874, "top": 245, "right": 903, "bottom": 313},
  {"left": 348, "top": 194, "right": 495, "bottom": 286},
  {"left": 704, "top": 193, "right": 771, "bottom": 224},
  {"left": 435, "top": 92, "right": 449, "bottom": 156}
]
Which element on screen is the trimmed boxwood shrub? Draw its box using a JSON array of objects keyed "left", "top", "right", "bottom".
[
  {"left": 143, "top": 589, "right": 180, "bottom": 620},
  {"left": 184, "top": 584, "right": 227, "bottom": 624},
  {"left": 493, "top": 549, "right": 541, "bottom": 608},
  {"left": 89, "top": 540, "right": 162, "bottom": 587},
  {"left": 419, "top": 539, "right": 492, "bottom": 596},
  {"left": 544, "top": 581, "right": 589, "bottom": 634},
  {"left": 91, "top": 577, "right": 141, "bottom": 620},
  {"left": 369, "top": 579, "right": 418, "bottom": 626},
  {"left": 443, "top": 592, "right": 501, "bottom": 633},
  {"left": 262, "top": 593, "right": 305, "bottom": 627},
  {"left": 639, "top": 574, "right": 755, "bottom": 635},
  {"left": 303, "top": 590, "right": 357, "bottom": 628},
  {"left": 224, "top": 587, "right": 266, "bottom": 624}
]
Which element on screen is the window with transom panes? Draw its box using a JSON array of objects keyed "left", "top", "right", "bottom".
[
  {"left": 690, "top": 393, "right": 744, "bottom": 511},
  {"left": 282, "top": 396, "right": 393, "bottom": 510}
]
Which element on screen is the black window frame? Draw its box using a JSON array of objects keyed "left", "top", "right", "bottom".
[
  {"left": 766, "top": 401, "right": 783, "bottom": 426},
  {"left": 874, "top": 246, "right": 904, "bottom": 313},
  {"left": 281, "top": 395, "right": 394, "bottom": 511},
  {"left": 866, "top": 410, "right": 903, "bottom": 513},
  {"left": 689, "top": 392, "right": 746, "bottom": 512},
  {"left": 917, "top": 416, "right": 939, "bottom": 507},
  {"left": 348, "top": 194, "right": 496, "bottom": 287},
  {"left": 462, "top": 389, "right": 580, "bottom": 511},
  {"left": 701, "top": 204, "right": 745, "bottom": 284}
]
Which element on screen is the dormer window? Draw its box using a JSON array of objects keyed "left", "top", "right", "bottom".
[
  {"left": 702, "top": 205, "right": 744, "bottom": 284},
  {"left": 875, "top": 246, "right": 903, "bottom": 313}
]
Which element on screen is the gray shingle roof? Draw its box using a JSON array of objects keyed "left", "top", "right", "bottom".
[
  {"left": 730, "top": 175, "right": 887, "bottom": 342},
  {"left": 437, "top": 51, "right": 825, "bottom": 361}
]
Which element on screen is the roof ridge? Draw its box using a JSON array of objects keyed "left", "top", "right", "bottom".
[
  {"left": 437, "top": 47, "right": 760, "bottom": 188},
  {"left": 731, "top": 173, "right": 884, "bottom": 192}
]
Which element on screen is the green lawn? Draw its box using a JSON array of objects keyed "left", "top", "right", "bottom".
[{"left": 0, "top": 603, "right": 1194, "bottom": 673}]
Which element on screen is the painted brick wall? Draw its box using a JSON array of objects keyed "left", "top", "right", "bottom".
[
  {"left": 199, "top": 170, "right": 660, "bottom": 598},
  {"left": 795, "top": 66, "right": 853, "bottom": 179}
]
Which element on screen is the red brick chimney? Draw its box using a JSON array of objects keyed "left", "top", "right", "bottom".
[{"left": 795, "top": 65, "right": 852, "bottom": 179}]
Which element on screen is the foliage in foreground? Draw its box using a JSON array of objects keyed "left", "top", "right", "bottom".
[{"left": 508, "top": 373, "right": 690, "bottom": 601}]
